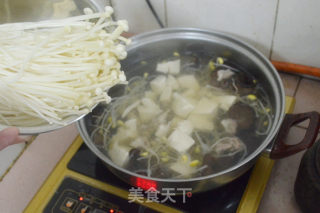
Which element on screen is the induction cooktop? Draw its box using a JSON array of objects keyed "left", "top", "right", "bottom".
[{"left": 25, "top": 97, "right": 295, "bottom": 213}]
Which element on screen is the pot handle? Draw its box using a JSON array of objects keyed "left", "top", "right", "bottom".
[{"left": 270, "top": 111, "right": 320, "bottom": 159}]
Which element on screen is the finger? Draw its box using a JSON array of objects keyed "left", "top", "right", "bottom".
[
  {"left": 0, "top": 127, "right": 30, "bottom": 150},
  {"left": 17, "top": 135, "right": 33, "bottom": 143},
  {"left": 121, "top": 32, "right": 134, "bottom": 38}
]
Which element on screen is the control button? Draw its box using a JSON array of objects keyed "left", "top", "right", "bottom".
[
  {"left": 80, "top": 206, "right": 88, "bottom": 213},
  {"left": 62, "top": 198, "right": 77, "bottom": 211},
  {"left": 75, "top": 203, "right": 92, "bottom": 213},
  {"left": 66, "top": 200, "right": 74, "bottom": 208}
]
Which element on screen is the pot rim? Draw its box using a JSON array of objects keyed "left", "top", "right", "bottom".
[{"left": 78, "top": 27, "right": 286, "bottom": 183}]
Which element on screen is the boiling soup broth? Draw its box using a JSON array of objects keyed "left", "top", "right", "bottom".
[{"left": 90, "top": 54, "right": 273, "bottom": 179}]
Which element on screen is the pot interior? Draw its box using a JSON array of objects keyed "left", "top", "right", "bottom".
[{"left": 78, "top": 28, "right": 285, "bottom": 182}]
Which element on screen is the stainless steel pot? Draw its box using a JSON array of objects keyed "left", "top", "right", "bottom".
[{"left": 77, "top": 28, "right": 320, "bottom": 193}]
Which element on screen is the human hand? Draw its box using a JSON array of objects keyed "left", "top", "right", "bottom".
[
  {"left": 121, "top": 32, "right": 134, "bottom": 38},
  {"left": 0, "top": 127, "right": 30, "bottom": 151}
]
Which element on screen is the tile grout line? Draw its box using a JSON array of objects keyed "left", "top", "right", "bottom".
[
  {"left": 110, "top": 0, "right": 117, "bottom": 20},
  {"left": 268, "top": 0, "right": 280, "bottom": 59},
  {"left": 295, "top": 124, "right": 307, "bottom": 130},
  {"left": 293, "top": 77, "right": 302, "bottom": 97},
  {"left": 292, "top": 77, "right": 304, "bottom": 130},
  {"left": 295, "top": 124, "right": 320, "bottom": 133},
  {"left": 164, "top": 0, "right": 168, "bottom": 27}
]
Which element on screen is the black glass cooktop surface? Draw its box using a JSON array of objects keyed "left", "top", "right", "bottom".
[{"left": 63, "top": 143, "right": 252, "bottom": 213}]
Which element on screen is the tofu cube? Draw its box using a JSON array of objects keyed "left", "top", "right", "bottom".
[
  {"left": 150, "top": 75, "right": 166, "bottom": 94},
  {"left": 108, "top": 144, "right": 130, "bottom": 167},
  {"left": 167, "top": 75, "right": 179, "bottom": 90},
  {"left": 168, "top": 129, "right": 195, "bottom": 152},
  {"left": 160, "top": 85, "right": 172, "bottom": 104},
  {"left": 124, "top": 119, "right": 138, "bottom": 138},
  {"left": 183, "top": 89, "right": 198, "bottom": 99},
  {"left": 172, "top": 93, "right": 195, "bottom": 118},
  {"left": 177, "top": 75, "right": 200, "bottom": 91},
  {"left": 137, "top": 98, "right": 162, "bottom": 122},
  {"left": 177, "top": 120, "right": 194, "bottom": 135},
  {"left": 188, "top": 113, "right": 214, "bottom": 132},
  {"left": 155, "top": 124, "right": 170, "bottom": 138},
  {"left": 156, "top": 62, "right": 170, "bottom": 74},
  {"left": 130, "top": 138, "right": 144, "bottom": 148},
  {"left": 170, "top": 161, "right": 195, "bottom": 176},
  {"left": 144, "top": 90, "right": 158, "bottom": 100},
  {"left": 193, "top": 98, "right": 219, "bottom": 115},
  {"left": 168, "top": 60, "right": 181, "bottom": 74},
  {"left": 212, "top": 95, "right": 237, "bottom": 111},
  {"left": 156, "top": 60, "right": 180, "bottom": 75}
]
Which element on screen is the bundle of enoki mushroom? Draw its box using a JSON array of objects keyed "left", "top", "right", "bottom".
[{"left": 0, "top": 7, "right": 130, "bottom": 126}]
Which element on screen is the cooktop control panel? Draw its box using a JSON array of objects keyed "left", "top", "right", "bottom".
[{"left": 43, "top": 177, "right": 158, "bottom": 213}]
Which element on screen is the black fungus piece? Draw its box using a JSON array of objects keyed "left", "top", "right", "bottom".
[
  {"left": 91, "top": 104, "right": 105, "bottom": 117},
  {"left": 227, "top": 102, "right": 256, "bottom": 131},
  {"left": 201, "top": 166, "right": 215, "bottom": 176},
  {"left": 151, "top": 165, "right": 173, "bottom": 179},
  {"left": 108, "top": 84, "right": 126, "bottom": 98},
  {"left": 126, "top": 148, "right": 147, "bottom": 171},
  {"left": 202, "top": 154, "right": 225, "bottom": 174},
  {"left": 203, "top": 153, "right": 215, "bottom": 166},
  {"left": 129, "top": 148, "right": 141, "bottom": 160},
  {"left": 186, "top": 55, "right": 201, "bottom": 68},
  {"left": 234, "top": 73, "right": 257, "bottom": 95},
  {"left": 210, "top": 68, "right": 257, "bottom": 95},
  {"left": 91, "top": 133, "right": 104, "bottom": 146}
]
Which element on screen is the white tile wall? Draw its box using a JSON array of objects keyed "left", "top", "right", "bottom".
[
  {"left": 166, "top": 0, "right": 279, "bottom": 57},
  {"left": 271, "top": 0, "right": 320, "bottom": 68},
  {"left": 112, "top": 0, "right": 320, "bottom": 68},
  {"left": 112, "top": 0, "right": 165, "bottom": 34}
]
